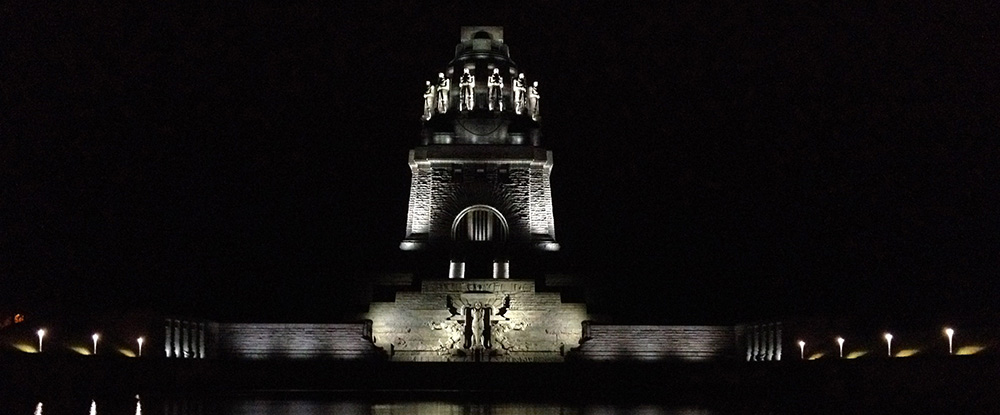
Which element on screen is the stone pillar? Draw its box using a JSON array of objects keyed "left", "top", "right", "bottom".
[
  {"left": 765, "top": 324, "right": 774, "bottom": 361},
  {"left": 173, "top": 320, "right": 182, "bottom": 358},
  {"left": 181, "top": 321, "right": 190, "bottom": 358},
  {"left": 198, "top": 322, "right": 206, "bottom": 359},
  {"left": 449, "top": 261, "right": 465, "bottom": 279},
  {"left": 774, "top": 323, "right": 782, "bottom": 360},
  {"left": 493, "top": 260, "right": 509, "bottom": 279}
]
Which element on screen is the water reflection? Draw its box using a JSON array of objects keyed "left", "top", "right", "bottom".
[
  {"left": 22, "top": 397, "right": 729, "bottom": 415},
  {"left": 207, "top": 400, "right": 715, "bottom": 415}
]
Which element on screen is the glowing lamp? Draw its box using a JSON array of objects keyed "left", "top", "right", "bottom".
[
  {"left": 884, "top": 333, "right": 893, "bottom": 357},
  {"left": 92, "top": 333, "right": 100, "bottom": 355},
  {"left": 798, "top": 340, "right": 806, "bottom": 360},
  {"left": 836, "top": 337, "right": 845, "bottom": 358},
  {"left": 944, "top": 327, "right": 954, "bottom": 355},
  {"left": 137, "top": 337, "right": 145, "bottom": 357},
  {"left": 37, "top": 329, "right": 46, "bottom": 353}
]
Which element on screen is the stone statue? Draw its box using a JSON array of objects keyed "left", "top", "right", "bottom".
[
  {"left": 445, "top": 295, "right": 510, "bottom": 350},
  {"left": 423, "top": 80, "right": 436, "bottom": 120},
  {"left": 436, "top": 72, "right": 450, "bottom": 114},
  {"left": 528, "top": 81, "right": 540, "bottom": 120},
  {"left": 512, "top": 73, "right": 526, "bottom": 114},
  {"left": 488, "top": 68, "right": 504, "bottom": 111},
  {"left": 469, "top": 301, "right": 487, "bottom": 349},
  {"left": 459, "top": 68, "right": 475, "bottom": 111}
]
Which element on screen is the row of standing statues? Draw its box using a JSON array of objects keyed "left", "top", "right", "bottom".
[{"left": 423, "top": 68, "right": 540, "bottom": 121}]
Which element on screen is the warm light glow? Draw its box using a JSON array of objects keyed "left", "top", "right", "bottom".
[
  {"left": 808, "top": 352, "right": 825, "bottom": 360},
  {"left": 37, "top": 329, "right": 46, "bottom": 353},
  {"left": 836, "top": 337, "right": 845, "bottom": 358},
  {"left": 956, "top": 345, "right": 984, "bottom": 355},
  {"left": 846, "top": 350, "right": 868, "bottom": 359},
  {"left": 798, "top": 340, "right": 806, "bottom": 360},
  {"left": 895, "top": 348, "right": 920, "bottom": 357},
  {"left": 137, "top": 337, "right": 144, "bottom": 357},
  {"left": 12, "top": 343, "right": 37, "bottom": 353},
  {"left": 92, "top": 333, "right": 100, "bottom": 355},
  {"left": 70, "top": 346, "right": 92, "bottom": 355},
  {"left": 118, "top": 348, "right": 136, "bottom": 358},
  {"left": 884, "top": 333, "right": 893, "bottom": 357}
]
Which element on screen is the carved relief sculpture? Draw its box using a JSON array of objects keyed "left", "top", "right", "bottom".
[
  {"left": 512, "top": 73, "right": 526, "bottom": 114},
  {"left": 459, "top": 68, "right": 475, "bottom": 111},
  {"left": 528, "top": 81, "right": 540, "bottom": 120},
  {"left": 436, "top": 72, "right": 450, "bottom": 113},
  {"left": 488, "top": 68, "right": 504, "bottom": 111},
  {"left": 423, "top": 80, "right": 436, "bottom": 120}
]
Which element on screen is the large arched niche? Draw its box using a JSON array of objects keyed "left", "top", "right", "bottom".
[
  {"left": 449, "top": 204, "right": 511, "bottom": 279},
  {"left": 450, "top": 204, "right": 509, "bottom": 242}
]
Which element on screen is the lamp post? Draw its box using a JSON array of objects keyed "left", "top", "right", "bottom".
[
  {"left": 884, "top": 333, "right": 893, "bottom": 357},
  {"left": 37, "top": 329, "right": 46, "bottom": 353},
  {"left": 798, "top": 340, "right": 806, "bottom": 360},
  {"left": 944, "top": 328, "right": 954, "bottom": 355},
  {"left": 92, "top": 333, "right": 99, "bottom": 355},
  {"left": 836, "top": 337, "right": 845, "bottom": 358},
  {"left": 137, "top": 337, "right": 144, "bottom": 357}
]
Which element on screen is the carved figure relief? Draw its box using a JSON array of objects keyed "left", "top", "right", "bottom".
[
  {"left": 527, "top": 81, "right": 540, "bottom": 120},
  {"left": 488, "top": 68, "right": 504, "bottom": 111},
  {"left": 444, "top": 294, "right": 511, "bottom": 351},
  {"left": 459, "top": 68, "right": 475, "bottom": 111},
  {"left": 436, "top": 72, "right": 450, "bottom": 114},
  {"left": 512, "top": 73, "right": 526, "bottom": 114},
  {"left": 423, "top": 80, "right": 436, "bottom": 120}
]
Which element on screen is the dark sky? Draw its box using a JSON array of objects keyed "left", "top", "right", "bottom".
[{"left": 3, "top": 3, "right": 998, "bottom": 326}]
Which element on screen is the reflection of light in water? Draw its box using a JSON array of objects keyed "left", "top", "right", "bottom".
[
  {"left": 90, "top": 400, "right": 97, "bottom": 415},
  {"left": 135, "top": 399, "right": 142, "bottom": 415},
  {"left": 34, "top": 402, "right": 42, "bottom": 415}
]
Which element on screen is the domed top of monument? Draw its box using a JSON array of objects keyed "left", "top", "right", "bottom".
[
  {"left": 420, "top": 27, "right": 542, "bottom": 146},
  {"left": 451, "top": 26, "right": 515, "bottom": 66}
]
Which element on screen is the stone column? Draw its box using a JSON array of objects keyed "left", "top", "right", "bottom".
[
  {"left": 449, "top": 261, "right": 465, "bottom": 279},
  {"left": 173, "top": 320, "right": 181, "bottom": 358},
  {"left": 493, "top": 260, "right": 509, "bottom": 279},
  {"left": 165, "top": 320, "right": 173, "bottom": 357}
]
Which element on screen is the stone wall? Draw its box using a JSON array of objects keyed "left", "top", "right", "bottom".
[
  {"left": 365, "top": 279, "right": 588, "bottom": 362},
  {"left": 215, "top": 323, "right": 383, "bottom": 360},
  {"left": 401, "top": 146, "right": 557, "bottom": 250},
  {"left": 571, "top": 324, "right": 737, "bottom": 361}
]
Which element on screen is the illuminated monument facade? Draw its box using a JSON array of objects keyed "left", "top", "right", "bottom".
[
  {"left": 367, "top": 27, "right": 586, "bottom": 362},
  {"left": 402, "top": 26, "right": 558, "bottom": 281},
  {"left": 153, "top": 28, "right": 778, "bottom": 363}
]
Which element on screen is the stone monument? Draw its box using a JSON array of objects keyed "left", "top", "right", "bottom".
[{"left": 366, "top": 27, "right": 584, "bottom": 362}]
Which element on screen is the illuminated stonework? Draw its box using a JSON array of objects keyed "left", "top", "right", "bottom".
[
  {"left": 365, "top": 277, "right": 586, "bottom": 362},
  {"left": 402, "top": 26, "right": 558, "bottom": 272}
]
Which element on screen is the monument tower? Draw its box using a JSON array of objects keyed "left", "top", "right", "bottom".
[
  {"left": 402, "top": 26, "right": 558, "bottom": 279},
  {"left": 362, "top": 27, "right": 586, "bottom": 362}
]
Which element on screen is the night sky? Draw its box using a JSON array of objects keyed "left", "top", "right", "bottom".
[{"left": 4, "top": 3, "right": 998, "bottom": 326}]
